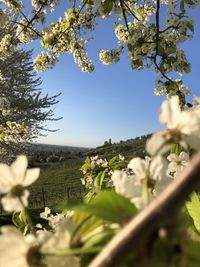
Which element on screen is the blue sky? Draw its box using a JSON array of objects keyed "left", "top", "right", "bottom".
[{"left": 27, "top": 4, "right": 200, "bottom": 148}]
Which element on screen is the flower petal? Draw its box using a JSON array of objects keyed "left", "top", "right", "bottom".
[
  {"left": 167, "top": 153, "right": 179, "bottom": 162},
  {"left": 0, "top": 226, "right": 29, "bottom": 267},
  {"left": 1, "top": 190, "right": 29, "bottom": 212},
  {"left": 128, "top": 158, "right": 146, "bottom": 178},
  {"left": 23, "top": 168, "right": 40, "bottom": 187},
  {"left": 11, "top": 155, "right": 28, "bottom": 184},
  {"left": 1, "top": 195, "right": 23, "bottom": 212},
  {"left": 159, "top": 96, "right": 181, "bottom": 128},
  {"left": 0, "top": 164, "right": 14, "bottom": 193},
  {"left": 146, "top": 131, "right": 170, "bottom": 156},
  {"left": 179, "top": 152, "right": 189, "bottom": 162},
  {"left": 150, "top": 156, "right": 167, "bottom": 181}
]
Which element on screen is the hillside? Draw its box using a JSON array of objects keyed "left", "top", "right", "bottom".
[
  {"left": 85, "top": 133, "right": 152, "bottom": 160},
  {"left": 0, "top": 134, "right": 152, "bottom": 217}
]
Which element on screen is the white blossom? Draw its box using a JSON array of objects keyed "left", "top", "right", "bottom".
[
  {"left": 146, "top": 96, "right": 200, "bottom": 155},
  {"left": 167, "top": 151, "right": 189, "bottom": 178},
  {"left": 0, "top": 226, "right": 38, "bottom": 267},
  {"left": 128, "top": 156, "right": 167, "bottom": 181},
  {"left": 0, "top": 155, "right": 40, "bottom": 212},
  {"left": 111, "top": 170, "right": 143, "bottom": 209},
  {"left": 40, "top": 207, "right": 74, "bottom": 229}
]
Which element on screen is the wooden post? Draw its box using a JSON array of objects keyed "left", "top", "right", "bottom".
[{"left": 42, "top": 187, "right": 46, "bottom": 207}]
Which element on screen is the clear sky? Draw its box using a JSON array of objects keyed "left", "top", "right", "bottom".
[{"left": 27, "top": 4, "right": 200, "bottom": 148}]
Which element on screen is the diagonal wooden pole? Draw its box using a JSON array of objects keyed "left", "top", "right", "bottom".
[{"left": 89, "top": 152, "right": 200, "bottom": 267}]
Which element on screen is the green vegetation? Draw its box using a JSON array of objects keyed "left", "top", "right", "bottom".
[
  {"left": 86, "top": 134, "right": 152, "bottom": 160},
  {"left": 27, "top": 135, "right": 151, "bottom": 207},
  {"left": 0, "top": 135, "right": 151, "bottom": 213}
]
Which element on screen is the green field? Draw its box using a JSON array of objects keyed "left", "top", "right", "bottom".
[
  {"left": 28, "top": 158, "right": 85, "bottom": 208},
  {"left": 0, "top": 136, "right": 149, "bottom": 217}
]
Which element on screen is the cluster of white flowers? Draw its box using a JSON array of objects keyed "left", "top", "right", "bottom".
[
  {"left": 112, "top": 155, "right": 167, "bottom": 209},
  {"left": 0, "top": 0, "right": 196, "bottom": 100},
  {"left": 167, "top": 151, "right": 189, "bottom": 178},
  {"left": 16, "top": 19, "right": 37, "bottom": 43},
  {"left": 33, "top": 51, "right": 58, "bottom": 72},
  {"left": 0, "top": 34, "right": 15, "bottom": 60},
  {"left": 90, "top": 155, "right": 108, "bottom": 169},
  {"left": 99, "top": 49, "right": 121, "bottom": 65},
  {"left": 0, "top": 121, "right": 30, "bottom": 143},
  {"left": 154, "top": 79, "right": 191, "bottom": 97},
  {"left": 95, "top": 0, "right": 121, "bottom": 19},
  {"left": 0, "top": 0, "right": 22, "bottom": 12},
  {"left": 0, "top": 70, "right": 4, "bottom": 81},
  {"left": 40, "top": 207, "right": 74, "bottom": 229},
  {"left": 110, "top": 96, "right": 200, "bottom": 210},
  {"left": 32, "top": 0, "right": 61, "bottom": 15},
  {"left": 146, "top": 96, "right": 200, "bottom": 155}
]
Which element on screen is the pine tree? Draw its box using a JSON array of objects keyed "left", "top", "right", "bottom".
[{"left": 0, "top": 48, "right": 61, "bottom": 161}]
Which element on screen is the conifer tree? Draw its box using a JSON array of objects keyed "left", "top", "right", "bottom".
[{"left": 0, "top": 48, "right": 61, "bottom": 161}]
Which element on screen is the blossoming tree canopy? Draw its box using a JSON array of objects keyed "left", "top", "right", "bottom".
[{"left": 0, "top": 0, "right": 198, "bottom": 103}]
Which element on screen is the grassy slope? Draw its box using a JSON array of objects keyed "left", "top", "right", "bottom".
[
  {"left": 0, "top": 135, "right": 151, "bottom": 224},
  {"left": 1, "top": 135, "right": 150, "bottom": 214},
  {"left": 29, "top": 134, "right": 151, "bottom": 206}
]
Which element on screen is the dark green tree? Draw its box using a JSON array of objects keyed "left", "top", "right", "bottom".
[{"left": 0, "top": 48, "right": 61, "bottom": 161}]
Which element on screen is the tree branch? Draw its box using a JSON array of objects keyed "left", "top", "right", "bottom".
[
  {"left": 89, "top": 152, "right": 200, "bottom": 267},
  {"left": 122, "top": 0, "right": 140, "bottom": 22},
  {"left": 119, "top": 0, "right": 130, "bottom": 32}
]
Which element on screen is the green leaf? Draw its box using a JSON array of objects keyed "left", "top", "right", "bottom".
[
  {"left": 19, "top": 208, "right": 29, "bottom": 225},
  {"left": 94, "top": 170, "right": 106, "bottom": 189},
  {"left": 102, "top": 0, "right": 113, "bottom": 14},
  {"left": 84, "top": 187, "right": 98, "bottom": 203},
  {"left": 12, "top": 209, "right": 30, "bottom": 233},
  {"left": 80, "top": 157, "right": 91, "bottom": 173},
  {"left": 184, "top": 0, "right": 194, "bottom": 5},
  {"left": 111, "top": 161, "right": 127, "bottom": 170},
  {"left": 70, "top": 211, "right": 103, "bottom": 248},
  {"left": 187, "top": 21, "right": 194, "bottom": 33},
  {"left": 180, "top": 0, "right": 185, "bottom": 13},
  {"left": 54, "top": 199, "right": 84, "bottom": 212},
  {"left": 170, "top": 144, "right": 182, "bottom": 155},
  {"left": 157, "top": 45, "right": 165, "bottom": 56},
  {"left": 108, "top": 156, "right": 119, "bottom": 166},
  {"left": 64, "top": 20, "right": 71, "bottom": 30},
  {"left": 83, "top": 228, "right": 115, "bottom": 249},
  {"left": 186, "top": 193, "right": 200, "bottom": 233},
  {"left": 186, "top": 239, "right": 200, "bottom": 267},
  {"left": 83, "top": 191, "right": 137, "bottom": 224},
  {"left": 167, "top": 46, "right": 176, "bottom": 55},
  {"left": 6, "top": 120, "right": 12, "bottom": 126}
]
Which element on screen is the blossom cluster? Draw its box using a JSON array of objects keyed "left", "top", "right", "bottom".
[
  {"left": 0, "top": 0, "right": 198, "bottom": 98},
  {"left": 40, "top": 207, "right": 74, "bottom": 230},
  {"left": 83, "top": 96, "right": 200, "bottom": 209},
  {"left": 0, "top": 34, "right": 15, "bottom": 60},
  {"left": 16, "top": 19, "right": 38, "bottom": 43},
  {"left": 0, "top": 121, "right": 30, "bottom": 143},
  {"left": 80, "top": 154, "right": 127, "bottom": 190}
]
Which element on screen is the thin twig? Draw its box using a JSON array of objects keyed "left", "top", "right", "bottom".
[
  {"left": 122, "top": 0, "right": 140, "bottom": 21},
  {"left": 10, "top": 20, "right": 42, "bottom": 37},
  {"left": 89, "top": 152, "right": 200, "bottom": 267},
  {"left": 119, "top": 0, "right": 130, "bottom": 32}
]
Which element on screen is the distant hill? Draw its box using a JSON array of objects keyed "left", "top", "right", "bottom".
[
  {"left": 30, "top": 143, "right": 90, "bottom": 152},
  {"left": 28, "top": 143, "right": 90, "bottom": 166},
  {"left": 84, "top": 133, "right": 152, "bottom": 160},
  {"left": 29, "top": 134, "right": 152, "bottom": 165}
]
